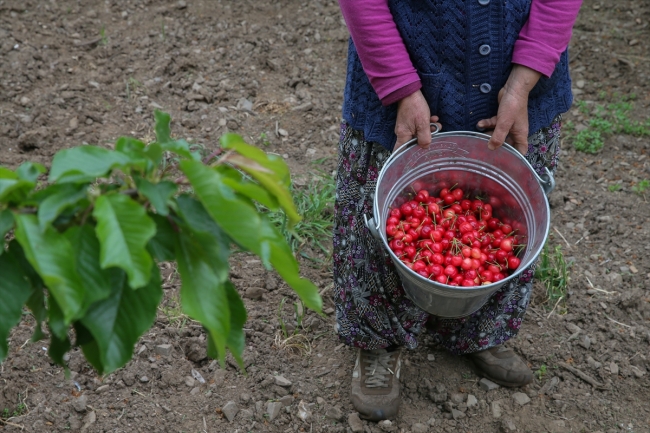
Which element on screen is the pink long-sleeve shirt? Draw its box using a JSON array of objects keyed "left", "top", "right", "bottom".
[{"left": 339, "top": 0, "right": 583, "bottom": 106}]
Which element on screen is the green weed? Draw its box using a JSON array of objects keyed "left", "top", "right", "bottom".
[
  {"left": 265, "top": 172, "right": 335, "bottom": 254},
  {"left": 99, "top": 26, "right": 108, "bottom": 46},
  {"left": 569, "top": 95, "right": 650, "bottom": 154},
  {"left": 632, "top": 179, "right": 649, "bottom": 196},
  {"left": 274, "top": 298, "right": 311, "bottom": 356},
  {"left": 535, "top": 364, "right": 547, "bottom": 380},
  {"left": 607, "top": 183, "right": 622, "bottom": 192},
  {"left": 158, "top": 292, "right": 189, "bottom": 329},
  {"left": 259, "top": 132, "right": 271, "bottom": 146},
  {"left": 535, "top": 244, "right": 569, "bottom": 313}
]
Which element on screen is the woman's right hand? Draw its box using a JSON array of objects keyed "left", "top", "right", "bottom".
[{"left": 394, "top": 90, "right": 441, "bottom": 150}]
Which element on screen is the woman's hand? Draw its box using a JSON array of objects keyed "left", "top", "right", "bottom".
[
  {"left": 477, "top": 65, "right": 542, "bottom": 154},
  {"left": 394, "top": 90, "right": 441, "bottom": 150}
]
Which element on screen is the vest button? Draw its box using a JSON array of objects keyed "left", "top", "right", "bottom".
[
  {"left": 479, "top": 44, "right": 491, "bottom": 55},
  {"left": 480, "top": 83, "right": 492, "bottom": 93},
  {"left": 478, "top": 0, "right": 490, "bottom": 5}
]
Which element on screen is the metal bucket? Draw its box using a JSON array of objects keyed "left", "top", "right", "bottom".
[{"left": 365, "top": 131, "right": 555, "bottom": 318}]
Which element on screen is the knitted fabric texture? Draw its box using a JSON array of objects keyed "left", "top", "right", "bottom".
[{"left": 342, "top": 0, "right": 573, "bottom": 150}]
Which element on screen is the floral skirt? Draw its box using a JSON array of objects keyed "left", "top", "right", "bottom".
[{"left": 333, "top": 117, "right": 562, "bottom": 354}]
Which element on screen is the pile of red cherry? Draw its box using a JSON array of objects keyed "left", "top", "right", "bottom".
[{"left": 385, "top": 186, "right": 525, "bottom": 287}]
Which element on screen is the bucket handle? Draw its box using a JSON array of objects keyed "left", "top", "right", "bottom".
[{"left": 538, "top": 167, "right": 556, "bottom": 196}]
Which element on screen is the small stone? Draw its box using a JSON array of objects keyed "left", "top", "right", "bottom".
[
  {"left": 95, "top": 385, "right": 109, "bottom": 393},
  {"left": 630, "top": 366, "right": 646, "bottom": 378},
  {"left": 177, "top": 0, "right": 187, "bottom": 9},
  {"left": 274, "top": 385, "right": 290, "bottom": 397},
  {"left": 610, "top": 362, "right": 619, "bottom": 375},
  {"left": 244, "top": 287, "right": 264, "bottom": 300},
  {"left": 501, "top": 417, "right": 517, "bottom": 432},
  {"left": 491, "top": 401, "right": 502, "bottom": 418},
  {"left": 348, "top": 412, "right": 364, "bottom": 433},
  {"left": 266, "top": 401, "right": 283, "bottom": 421},
  {"left": 512, "top": 392, "right": 531, "bottom": 406},
  {"left": 122, "top": 373, "right": 135, "bottom": 386},
  {"left": 466, "top": 395, "right": 478, "bottom": 407},
  {"left": 576, "top": 79, "right": 585, "bottom": 89},
  {"left": 69, "top": 117, "right": 79, "bottom": 130},
  {"left": 279, "top": 395, "right": 294, "bottom": 407},
  {"left": 73, "top": 394, "right": 88, "bottom": 413},
  {"left": 587, "top": 356, "right": 602, "bottom": 369},
  {"left": 239, "top": 409, "right": 254, "bottom": 420},
  {"left": 565, "top": 323, "right": 581, "bottom": 334},
  {"left": 451, "top": 409, "right": 465, "bottom": 420},
  {"left": 240, "top": 393, "right": 251, "bottom": 403},
  {"left": 427, "top": 354, "right": 435, "bottom": 361},
  {"left": 450, "top": 393, "right": 465, "bottom": 404},
  {"left": 139, "top": 376, "right": 149, "bottom": 383},
  {"left": 19, "top": 96, "right": 31, "bottom": 106},
  {"left": 274, "top": 375, "right": 292, "bottom": 387},
  {"left": 325, "top": 406, "right": 343, "bottom": 421},
  {"left": 316, "top": 397, "right": 325, "bottom": 406},
  {"left": 479, "top": 378, "right": 500, "bottom": 391},
  {"left": 378, "top": 420, "right": 395, "bottom": 432},
  {"left": 185, "top": 376, "right": 195, "bottom": 387},
  {"left": 323, "top": 307, "right": 335, "bottom": 315},
  {"left": 222, "top": 401, "right": 239, "bottom": 422},
  {"left": 629, "top": 39, "right": 639, "bottom": 46},
  {"left": 607, "top": 272, "right": 623, "bottom": 287},
  {"left": 81, "top": 411, "right": 96, "bottom": 430},
  {"left": 190, "top": 387, "right": 200, "bottom": 395},
  {"left": 579, "top": 335, "right": 591, "bottom": 350},
  {"left": 155, "top": 344, "right": 173, "bottom": 357}
]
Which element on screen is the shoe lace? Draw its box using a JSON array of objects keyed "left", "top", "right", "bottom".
[{"left": 363, "top": 350, "right": 395, "bottom": 388}]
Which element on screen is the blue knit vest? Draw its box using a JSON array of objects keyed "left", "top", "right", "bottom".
[{"left": 342, "top": 0, "right": 574, "bottom": 150}]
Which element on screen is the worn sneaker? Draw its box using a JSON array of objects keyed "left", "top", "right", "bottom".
[
  {"left": 350, "top": 348, "right": 402, "bottom": 421},
  {"left": 468, "top": 345, "right": 533, "bottom": 387}
]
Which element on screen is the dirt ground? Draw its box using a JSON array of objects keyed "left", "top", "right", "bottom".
[{"left": 1, "top": 0, "right": 650, "bottom": 432}]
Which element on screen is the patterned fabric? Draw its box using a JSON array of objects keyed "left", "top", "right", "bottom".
[
  {"left": 333, "top": 117, "right": 562, "bottom": 354},
  {"left": 342, "top": 0, "right": 573, "bottom": 150}
]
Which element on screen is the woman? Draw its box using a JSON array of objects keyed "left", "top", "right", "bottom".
[{"left": 333, "top": 0, "right": 583, "bottom": 421}]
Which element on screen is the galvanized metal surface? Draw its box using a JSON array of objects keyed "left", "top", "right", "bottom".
[{"left": 366, "top": 131, "right": 553, "bottom": 318}]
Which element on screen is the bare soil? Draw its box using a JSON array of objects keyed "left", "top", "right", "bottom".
[{"left": 1, "top": 0, "right": 649, "bottom": 432}]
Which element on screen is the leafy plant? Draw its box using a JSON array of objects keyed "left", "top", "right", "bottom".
[
  {"left": 265, "top": 173, "right": 335, "bottom": 254},
  {"left": 258, "top": 132, "right": 271, "bottom": 147},
  {"left": 535, "top": 244, "right": 569, "bottom": 312},
  {"left": 607, "top": 183, "right": 622, "bottom": 192},
  {"left": 632, "top": 179, "right": 649, "bottom": 196},
  {"left": 0, "top": 111, "right": 321, "bottom": 375},
  {"left": 570, "top": 95, "right": 650, "bottom": 154},
  {"left": 535, "top": 364, "right": 547, "bottom": 380}
]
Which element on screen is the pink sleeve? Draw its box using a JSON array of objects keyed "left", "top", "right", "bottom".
[
  {"left": 512, "top": 0, "right": 583, "bottom": 77},
  {"left": 338, "top": 0, "right": 421, "bottom": 106}
]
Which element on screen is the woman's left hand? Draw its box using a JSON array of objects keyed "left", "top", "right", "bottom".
[{"left": 477, "top": 65, "right": 542, "bottom": 155}]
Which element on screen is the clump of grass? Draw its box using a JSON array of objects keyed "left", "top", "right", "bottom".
[
  {"left": 266, "top": 172, "right": 335, "bottom": 255},
  {"left": 535, "top": 244, "right": 569, "bottom": 313},
  {"left": 158, "top": 292, "right": 190, "bottom": 329},
  {"left": 274, "top": 298, "right": 311, "bottom": 356},
  {"left": 569, "top": 94, "right": 650, "bottom": 154}
]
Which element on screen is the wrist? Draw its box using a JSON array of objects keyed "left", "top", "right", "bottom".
[{"left": 505, "top": 64, "right": 542, "bottom": 96}]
